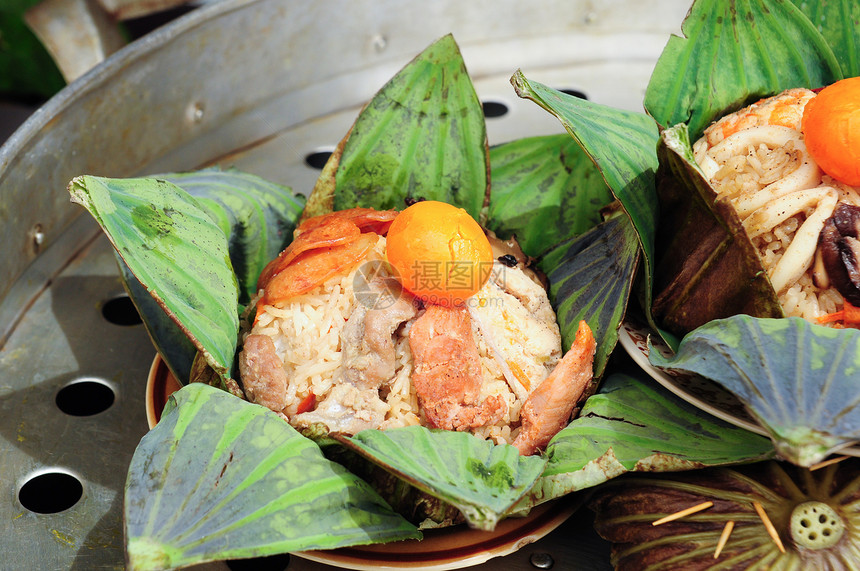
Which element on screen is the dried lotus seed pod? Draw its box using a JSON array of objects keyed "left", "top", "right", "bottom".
[{"left": 589, "top": 460, "right": 860, "bottom": 570}]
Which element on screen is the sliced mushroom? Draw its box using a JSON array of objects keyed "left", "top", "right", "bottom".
[
  {"left": 812, "top": 246, "right": 830, "bottom": 290},
  {"left": 817, "top": 202, "right": 860, "bottom": 306},
  {"left": 842, "top": 236, "right": 860, "bottom": 293}
]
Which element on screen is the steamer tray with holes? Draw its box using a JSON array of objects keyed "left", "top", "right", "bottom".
[{"left": 0, "top": 0, "right": 691, "bottom": 568}]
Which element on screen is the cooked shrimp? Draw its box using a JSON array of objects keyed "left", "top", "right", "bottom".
[
  {"left": 513, "top": 320, "right": 595, "bottom": 456},
  {"left": 702, "top": 88, "right": 816, "bottom": 147},
  {"left": 408, "top": 304, "right": 506, "bottom": 431}
]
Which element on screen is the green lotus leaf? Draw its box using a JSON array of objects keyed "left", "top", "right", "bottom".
[
  {"left": 645, "top": 0, "right": 842, "bottom": 139},
  {"left": 513, "top": 372, "right": 775, "bottom": 512},
  {"left": 539, "top": 212, "right": 640, "bottom": 378},
  {"left": 320, "top": 443, "right": 466, "bottom": 528},
  {"left": 333, "top": 34, "right": 488, "bottom": 221},
  {"left": 69, "top": 175, "right": 239, "bottom": 379},
  {"left": 510, "top": 70, "right": 665, "bottom": 343},
  {"left": 590, "top": 459, "right": 860, "bottom": 569},
  {"left": 156, "top": 168, "right": 304, "bottom": 305},
  {"left": 793, "top": 0, "right": 860, "bottom": 78},
  {"left": 338, "top": 426, "right": 546, "bottom": 531},
  {"left": 125, "top": 383, "right": 419, "bottom": 571},
  {"left": 118, "top": 261, "right": 198, "bottom": 385},
  {"left": 651, "top": 124, "right": 783, "bottom": 337},
  {"left": 118, "top": 168, "right": 303, "bottom": 383},
  {"left": 487, "top": 134, "right": 614, "bottom": 257},
  {"left": 649, "top": 315, "right": 860, "bottom": 466}
]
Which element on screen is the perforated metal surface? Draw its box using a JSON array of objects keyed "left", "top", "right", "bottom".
[{"left": 0, "top": 1, "right": 691, "bottom": 568}]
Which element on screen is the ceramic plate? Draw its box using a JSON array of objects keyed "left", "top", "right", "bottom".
[
  {"left": 617, "top": 314, "right": 763, "bottom": 435},
  {"left": 145, "top": 356, "right": 581, "bottom": 570},
  {"left": 618, "top": 314, "right": 860, "bottom": 457},
  {"left": 294, "top": 495, "right": 580, "bottom": 570}
]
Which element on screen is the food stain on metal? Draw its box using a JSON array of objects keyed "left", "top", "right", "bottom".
[
  {"left": 187, "top": 101, "right": 205, "bottom": 124},
  {"left": 51, "top": 529, "right": 76, "bottom": 547},
  {"left": 30, "top": 224, "right": 45, "bottom": 254},
  {"left": 371, "top": 34, "right": 388, "bottom": 52}
]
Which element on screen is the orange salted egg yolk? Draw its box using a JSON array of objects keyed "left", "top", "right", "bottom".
[
  {"left": 802, "top": 77, "right": 860, "bottom": 186},
  {"left": 385, "top": 200, "right": 493, "bottom": 306}
]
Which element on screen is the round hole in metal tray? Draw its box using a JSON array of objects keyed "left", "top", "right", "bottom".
[
  {"left": 100, "top": 294, "right": 142, "bottom": 326},
  {"left": 304, "top": 149, "right": 333, "bottom": 170},
  {"left": 55, "top": 378, "right": 115, "bottom": 416},
  {"left": 18, "top": 469, "right": 83, "bottom": 514},
  {"left": 481, "top": 100, "right": 509, "bottom": 118},
  {"left": 558, "top": 88, "right": 588, "bottom": 100}
]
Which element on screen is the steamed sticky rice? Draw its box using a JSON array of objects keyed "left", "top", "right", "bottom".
[
  {"left": 238, "top": 206, "right": 594, "bottom": 455},
  {"left": 692, "top": 87, "right": 860, "bottom": 323}
]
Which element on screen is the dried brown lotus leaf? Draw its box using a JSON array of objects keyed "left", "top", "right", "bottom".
[{"left": 652, "top": 125, "right": 783, "bottom": 337}]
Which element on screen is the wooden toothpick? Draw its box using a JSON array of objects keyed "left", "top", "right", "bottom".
[
  {"left": 753, "top": 501, "right": 785, "bottom": 553},
  {"left": 714, "top": 520, "right": 735, "bottom": 558},
  {"left": 652, "top": 501, "right": 714, "bottom": 526},
  {"left": 809, "top": 455, "right": 850, "bottom": 471}
]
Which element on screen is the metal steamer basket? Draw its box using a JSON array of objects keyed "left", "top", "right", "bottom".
[{"left": 0, "top": 1, "right": 690, "bottom": 568}]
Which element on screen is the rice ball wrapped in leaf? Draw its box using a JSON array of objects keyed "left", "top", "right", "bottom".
[
  {"left": 239, "top": 201, "right": 596, "bottom": 457},
  {"left": 589, "top": 459, "right": 860, "bottom": 569},
  {"left": 653, "top": 78, "right": 860, "bottom": 334}
]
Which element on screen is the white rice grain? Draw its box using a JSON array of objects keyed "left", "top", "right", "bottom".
[{"left": 244, "top": 234, "right": 559, "bottom": 444}]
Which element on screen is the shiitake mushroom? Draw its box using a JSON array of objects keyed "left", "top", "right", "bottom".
[{"left": 814, "top": 203, "right": 860, "bottom": 306}]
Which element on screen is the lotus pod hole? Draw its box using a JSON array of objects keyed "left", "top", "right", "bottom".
[{"left": 790, "top": 502, "right": 845, "bottom": 550}]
